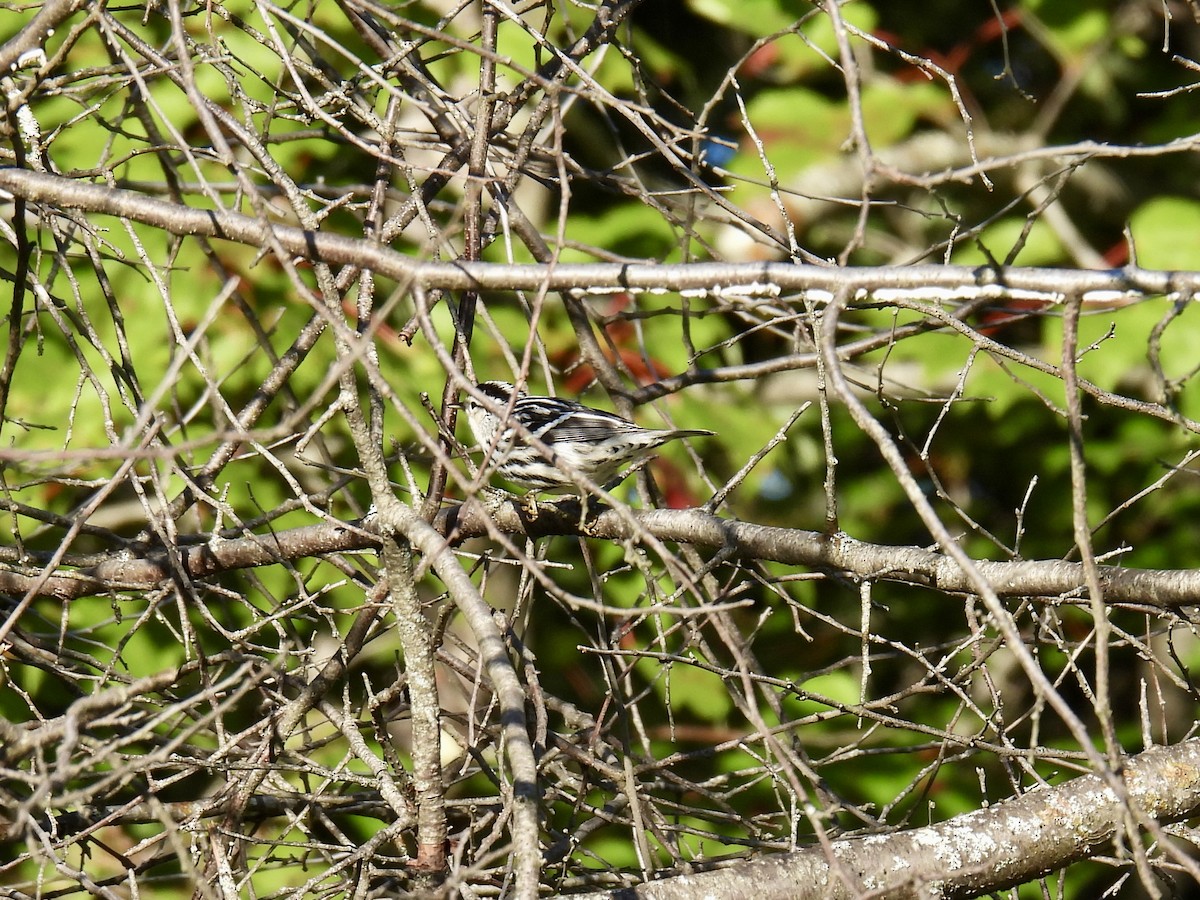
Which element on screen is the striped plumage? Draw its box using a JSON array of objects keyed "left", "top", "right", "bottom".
[{"left": 465, "top": 380, "right": 712, "bottom": 491}]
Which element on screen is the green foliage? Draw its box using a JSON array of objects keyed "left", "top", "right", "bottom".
[
  {"left": 1129, "top": 196, "right": 1200, "bottom": 270},
  {"left": 4, "top": 0, "right": 1200, "bottom": 897}
]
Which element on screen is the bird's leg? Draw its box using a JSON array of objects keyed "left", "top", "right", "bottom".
[
  {"left": 580, "top": 489, "right": 613, "bottom": 535},
  {"left": 519, "top": 490, "right": 541, "bottom": 521}
]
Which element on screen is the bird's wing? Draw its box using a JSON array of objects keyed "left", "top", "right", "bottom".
[{"left": 516, "top": 399, "right": 643, "bottom": 443}]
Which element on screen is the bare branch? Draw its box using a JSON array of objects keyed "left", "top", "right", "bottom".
[{"left": 569, "top": 739, "right": 1200, "bottom": 900}]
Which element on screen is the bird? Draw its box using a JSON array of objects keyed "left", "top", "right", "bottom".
[{"left": 464, "top": 380, "right": 713, "bottom": 492}]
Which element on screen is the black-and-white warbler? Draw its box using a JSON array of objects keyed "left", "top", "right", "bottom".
[{"left": 465, "top": 380, "right": 713, "bottom": 492}]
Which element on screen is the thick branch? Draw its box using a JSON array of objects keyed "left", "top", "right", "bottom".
[
  {"left": 4, "top": 504, "right": 1200, "bottom": 607},
  {"left": 2, "top": 168, "right": 1199, "bottom": 299},
  {"left": 567, "top": 738, "right": 1200, "bottom": 900}
]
